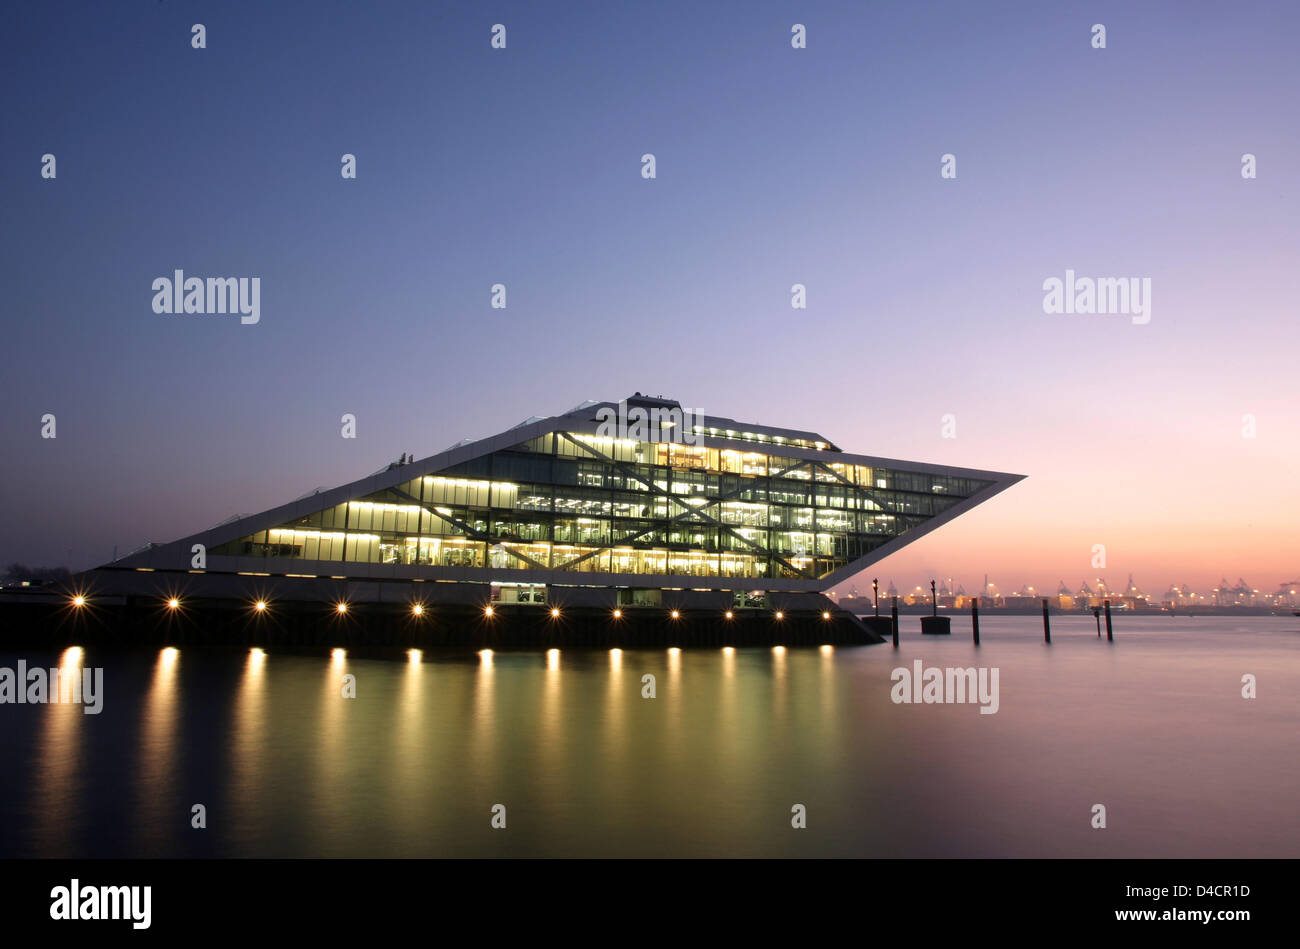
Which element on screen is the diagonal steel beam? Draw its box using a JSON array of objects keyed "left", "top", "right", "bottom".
[
  {"left": 382, "top": 486, "right": 552, "bottom": 571},
  {"left": 811, "top": 460, "right": 892, "bottom": 512},
  {"left": 555, "top": 433, "right": 814, "bottom": 579}
]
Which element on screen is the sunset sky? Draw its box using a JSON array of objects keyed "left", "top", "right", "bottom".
[{"left": 2, "top": 1, "right": 1296, "bottom": 594}]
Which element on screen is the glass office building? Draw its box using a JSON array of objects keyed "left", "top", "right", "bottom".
[{"left": 111, "top": 395, "right": 1023, "bottom": 599}]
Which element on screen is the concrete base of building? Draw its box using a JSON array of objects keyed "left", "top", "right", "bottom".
[{"left": 0, "top": 578, "right": 885, "bottom": 649}]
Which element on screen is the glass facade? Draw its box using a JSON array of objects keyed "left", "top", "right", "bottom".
[{"left": 213, "top": 432, "right": 993, "bottom": 583}]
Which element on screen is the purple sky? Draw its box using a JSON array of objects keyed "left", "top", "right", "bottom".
[{"left": 2, "top": 0, "right": 1297, "bottom": 593}]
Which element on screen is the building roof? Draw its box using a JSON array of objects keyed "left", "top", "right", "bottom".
[{"left": 561, "top": 394, "right": 841, "bottom": 450}]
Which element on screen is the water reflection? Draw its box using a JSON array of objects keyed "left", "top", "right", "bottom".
[
  {"left": 228, "top": 647, "right": 267, "bottom": 851},
  {"left": 819, "top": 643, "right": 835, "bottom": 720},
  {"left": 8, "top": 616, "right": 1298, "bottom": 858},
  {"left": 469, "top": 648, "right": 496, "bottom": 784},
  {"left": 29, "top": 647, "right": 85, "bottom": 855},
  {"left": 603, "top": 649, "right": 625, "bottom": 764},
  {"left": 717, "top": 648, "right": 738, "bottom": 781},
  {"left": 317, "top": 649, "right": 349, "bottom": 835},
  {"left": 539, "top": 648, "right": 565, "bottom": 810},
  {"left": 398, "top": 650, "right": 423, "bottom": 741},
  {"left": 390, "top": 644, "right": 429, "bottom": 851},
  {"left": 664, "top": 646, "right": 683, "bottom": 745},
  {"left": 136, "top": 647, "right": 180, "bottom": 852},
  {"left": 771, "top": 645, "right": 788, "bottom": 726}
]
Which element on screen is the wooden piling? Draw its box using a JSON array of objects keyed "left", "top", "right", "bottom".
[
  {"left": 1042, "top": 598, "right": 1051, "bottom": 643},
  {"left": 891, "top": 597, "right": 899, "bottom": 647},
  {"left": 1104, "top": 600, "right": 1113, "bottom": 641},
  {"left": 971, "top": 599, "right": 980, "bottom": 645}
]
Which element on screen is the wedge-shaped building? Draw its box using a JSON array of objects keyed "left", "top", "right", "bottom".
[{"left": 105, "top": 395, "right": 1023, "bottom": 614}]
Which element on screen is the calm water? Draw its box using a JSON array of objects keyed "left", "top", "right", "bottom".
[{"left": 1, "top": 614, "right": 1296, "bottom": 858}]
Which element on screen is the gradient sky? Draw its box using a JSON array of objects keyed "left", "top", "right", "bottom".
[{"left": 2, "top": 0, "right": 1297, "bottom": 595}]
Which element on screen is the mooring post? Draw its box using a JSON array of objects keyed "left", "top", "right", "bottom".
[
  {"left": 1042, "top": 598, "right": 1051, "bottom": 643},
  {"left": 971, "top": 598, "right": 980, "bottom": 645},
  {"left": 873, "top": 578, "right": 879, "bottom": 617},
  {"left": 891, "top": 596, "right": 899, "bottom": 647},
  {"left": 1104, "top": 600, "right": 1113, "bottom": 642},
  {"left": 1094, "top": 607, "right": 1101, "bottom": 636}
]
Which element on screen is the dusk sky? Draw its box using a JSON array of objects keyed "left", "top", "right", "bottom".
[{"left": 2, "top": 0, "right": 1297, "bottom": 594}]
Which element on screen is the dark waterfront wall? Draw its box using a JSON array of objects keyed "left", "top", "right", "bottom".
[
  {"left": 0, "top": 567, "right": 884, "bottom": 648},
  {"left": 0, "top": 597, "right": 882, "bottom": 649}
]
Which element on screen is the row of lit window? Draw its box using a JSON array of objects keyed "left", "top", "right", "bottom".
[{"left": 688, "top": 426, "right": 830, "bottom": 451}]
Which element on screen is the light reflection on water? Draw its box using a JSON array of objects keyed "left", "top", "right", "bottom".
[
  {"left": 1, "top": 615, "right": 1297, "bottom": 858},
  {"left": 28, "top": 647, "right": 85, "bottom": 854},
  {"left": 135, "top": 646, "right": 179, "bottom": 853},
  {"left": 226, "top": 646, "right": 266, "bottom": 855}
]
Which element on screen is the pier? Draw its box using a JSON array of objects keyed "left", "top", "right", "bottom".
[{"left": 0, "top": 584, "right": 884, "bottom": 650}]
